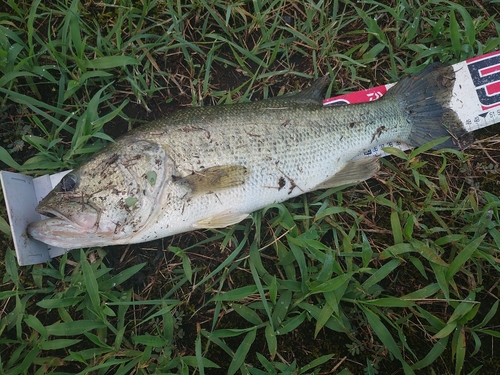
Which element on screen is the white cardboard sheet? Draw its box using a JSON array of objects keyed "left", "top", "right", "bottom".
[{"left": 1, "top": 171, "right": 70, "bottom": 265}]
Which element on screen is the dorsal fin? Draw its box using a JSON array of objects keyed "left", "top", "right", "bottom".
[{"left": 269, "top": 76, "right": 331, "bottom": 105}]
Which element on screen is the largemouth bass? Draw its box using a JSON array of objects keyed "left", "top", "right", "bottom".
[{"left": 28, "top": 64, "right": 469, "bottom": 249}]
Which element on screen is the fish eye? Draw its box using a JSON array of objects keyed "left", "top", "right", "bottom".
[{"left": 61, "top": 174, "right": 77, "bottom": 192}]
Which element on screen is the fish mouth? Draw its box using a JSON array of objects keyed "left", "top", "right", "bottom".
[
  {"left": 36, "top": 208, "right": 73, "bottom": 222},
  {"left": 35, "top": 205, "right": 99, "bottom": 231},
  {"left": 27, "top": 203, "right": 102, "bottom": 249}
]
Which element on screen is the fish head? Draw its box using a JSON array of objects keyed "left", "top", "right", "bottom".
[{"left": 28, "top": 140, "right": 171, "bottom": 249}]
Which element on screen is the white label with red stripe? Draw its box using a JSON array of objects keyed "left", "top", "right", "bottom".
[
  {"left": 324, "top": 50, "right": 500, "bottom": 156},
  {"left": 452, "top": 51, "right": 500, "bottom": 132}
]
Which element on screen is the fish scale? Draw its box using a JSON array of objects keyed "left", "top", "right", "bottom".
[
  {"left": 27, "top": 63, "right": 469, "bottom": 249},
  {"left": 137, "top": 102, "right": 392, "bottom": 190}
]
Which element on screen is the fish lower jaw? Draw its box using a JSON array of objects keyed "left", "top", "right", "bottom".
[{"left": 27, "top": 218, "right": 111, "bottom": 250}]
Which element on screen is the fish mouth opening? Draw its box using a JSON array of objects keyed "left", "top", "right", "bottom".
[
  {"left": 39, "top": 211, "right": 57, "bottom": 219},
  {"left": 35, "top": 204, "right": 100, "bottom": 231},
  {"left": 37, "top": 208, "right": 82, "bottom": 228}
]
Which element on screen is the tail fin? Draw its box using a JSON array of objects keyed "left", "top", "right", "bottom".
[{"left": 385, "top": 63, "right": 472, "bottom": 150}]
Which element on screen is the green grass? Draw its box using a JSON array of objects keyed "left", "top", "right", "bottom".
[{"left": 1, "top": 0, "right": 500, "bottom": 374}]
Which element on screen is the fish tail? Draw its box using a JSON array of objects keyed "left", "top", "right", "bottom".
[{"left": 385, "top": 63, "right": 472, "bottom": 149}]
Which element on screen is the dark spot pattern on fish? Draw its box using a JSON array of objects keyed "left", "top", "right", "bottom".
[
  {"left": 371, "top": 126, "right": 387, "bottom": 143},
  {"left": 98, "top": 153, "right": 119, "bottom": 177},
  {"left": 288, "top": 177, "right": 298, "bottom": 195},
  {"left": 245, "top": 130, "right": 261, "bottom": 137},
  {"left": 278, "top": 177, "right": 286, "bottom": 191}
]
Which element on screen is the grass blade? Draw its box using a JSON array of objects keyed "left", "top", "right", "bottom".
[
  {"left": 211, "top": 285, "right": 257, "bottom": 301},
  {"left": 361, "top": 259, "right": 400, "bottom": 292},
  {"left": 227, "top": 328, "right": 257, "bottom": 375},
  {"left": 46, "top": 321, "right": 107, "bottom": 336},
  {"left": 412, "top": 337, "right": 449, "bottom": 370},
  {"left": 39, "top": 339, "right": 82, "bottom": 350},
  {"left": 82, "top": 56, "right": 138, "bottom": 70},
  {"left": 446, "top": 235, "right": 485, "bottom": 281},
  {"left": 81, "top": 250, "right": 101, "bottom": 314},
  {"left": 98, "top": 263, "right": 146, "bottom": 290},
  {"left": 232, "top": 303, "right": 263, "bottom": 326},
  {"left": 453, "top": 326, "right": 466, "bottom": 375},
  {"left": 265, "top": 323, "right": 277, "bottom": 360},
  {"left": 360, "top": 305, "right": 403, "bottom": 364}
]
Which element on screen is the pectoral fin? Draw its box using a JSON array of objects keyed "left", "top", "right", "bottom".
[
  {"left": 315, "top": 157, "right": 380, "bottom": 190},
  {"left": 194, "top": 211, "right": 249, "bottom": 229},
  {"left": 176, "top": 165, "right": 248, "bottom": 196}
]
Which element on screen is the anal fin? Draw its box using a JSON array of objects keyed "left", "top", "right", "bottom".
[
  {"left": 194, "top": 211, "right": 249, "bottom": 229},
  {"left": 314, "top": 157, "right": 380, "bottom": 190}
]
